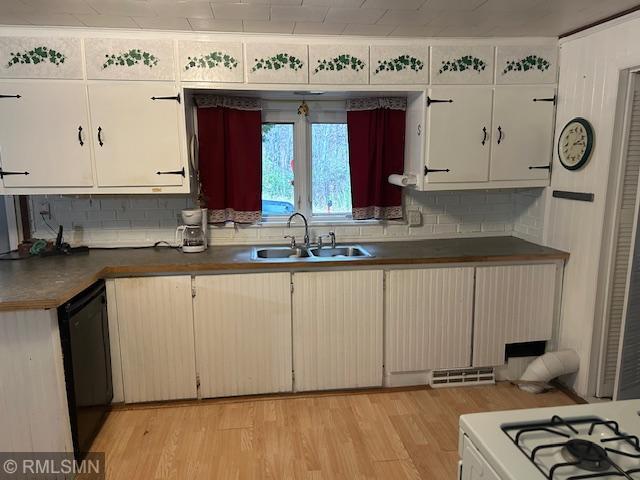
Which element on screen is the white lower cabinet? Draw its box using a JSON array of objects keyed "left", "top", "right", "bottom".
[
  {"left": 385, "top": 267, "right": 474, "bottom": 373},
  {"left": 193, "top": 273, "right": 293, "bottom": 398},
  {"left": 460, "top": 436, "right": 501, "bottom": 480},
  {"left": 114, "top": 276, "right": 197, "bottom": 403},
  {"left": 292, "top": 270, "right": 384, "bottom": 391},
  {"left": 473, "top": 263, "right": 558, "bottom": 367}
]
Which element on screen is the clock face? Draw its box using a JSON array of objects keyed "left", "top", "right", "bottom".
[{"left": 558, "top": 118, "right": 594, "bottom": 170}]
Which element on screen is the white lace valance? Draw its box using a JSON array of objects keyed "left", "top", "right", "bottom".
[
  {"left": 195, "top": 95, "right": 262, "bottom": 111},
  {"left": 346, "top": 97, "right": 407, "bottom": 112}
]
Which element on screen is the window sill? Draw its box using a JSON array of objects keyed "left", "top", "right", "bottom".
[{"left": 211, "top": 218, "right": 407, "bottom": 229}]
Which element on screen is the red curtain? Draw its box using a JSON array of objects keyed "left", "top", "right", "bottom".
[
  {"left": 197, "top": 106, "right": 262, "bottom": 224},
  {"left": 347, "top": 107, "right": 405, "bottom": 220}
]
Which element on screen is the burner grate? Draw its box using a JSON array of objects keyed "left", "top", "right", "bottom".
[{"left": 502, "top": 416, "right": 640, "bottom": 480}]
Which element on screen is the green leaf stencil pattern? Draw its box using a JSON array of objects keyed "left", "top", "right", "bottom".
[
  {"left": 314, "top": 54, "right": 365, "bottom": 74},
  {"left": 7, "top": 46, "right": 66, "bottom": 67},
  {"left": 251, "top": 53, "right": 303, "bottom": 72},
  {"left": 185, "top": 51, "right": 238, "bottom": 71},
  {"left": 438, "top": 55, "right": 486, "bottom": 74},
  {"left": 103, "top": 49, "right": 158, "bottom": 69},
  {"left": 502, "top": 55, "right": 550, "bottom": 75},
  {"left": 374, "top": 55, "right": 424, "bottom": 74}
]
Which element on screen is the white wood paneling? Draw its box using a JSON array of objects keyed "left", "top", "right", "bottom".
[
  {"left": 115, "top": 276, "right": 197, "bottom": 403},
  {"left": 473, "top": 263, "right": 557, "bottom": 367},
  {"left": 292, "top": 270, "right": 383, "bottom": 391},
  {"left": 105, "top": 279, "right": 124, "bottom": 403},
  {"left": 0, "top": 310, "right": 72, "bottom": 453},
  {"left": 193, "top": 273, "right": 292, "bottom": 398},
  {"left": 385, "top": 267, "right": 474, "bottom": 373}
]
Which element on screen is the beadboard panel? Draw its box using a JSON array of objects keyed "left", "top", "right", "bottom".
[
  {"left": 193, "top": 273, "right": 292, "bottom": 398},
  {"left": 292, "top": 270, "right": 383, "bottom": 391},
  {"left": 105, "top": 279, "right": 124, "bottom": 403},
  {"left": 115, "top": 276, "right": 197, "bottom": 403},
  {"left": 0, "top": 310, "right": 72, "bottom": 453},
  {"left": 385, "top": 267, "right": 474, "bottom": 373},
  {"left": 473, "top": 263, "right": 557, "bottom": 367}
]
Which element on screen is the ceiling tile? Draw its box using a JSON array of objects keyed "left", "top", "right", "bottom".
[
  {"left": 243, "top": 19, "right": 294, "bottom": 32},
  {"left": 188, "top": 16, "right": 243, "bottom": 30},
  {"left": 293, "top": 21, "right": 346, "bottom": 33},
  {"left": 303, "top": 0, "right": 364, "bottom": 7},
  {"left": 389, "top": 23, "right": 441, "bottom": 36},
  {"left": 325, "top": 7, "right": 384, "bottom": 24},
  {"left": 361, "top": 0, "right": 425, "bottom": 10},
  {"left": 420, "top": 0, "right": 485, "bottom": 12},
  {"left": 270, "top": 5, "right": 328, "bottom": 21},
  {"left": 133, "top": 16, "right": 192, "bottom": 29},
  {"left": 87, "top": 1, "right": 156, "bottom": 17},
  {"left": 377, "top": 9, "right": 432, "bottom": 26},
  {"left": 342, "top": 22, "right": 394, "bottom": 35},
  {"left": 0, "top": 13, "right": 31, "bottom": 25},
  {"left": 21, "top": 12, "right": 85, "bottom": 25},
  {"left": 213, "top": 3, "right": 269, "bottom": 20},
  {"left": 475, "top": 0, "right": 543, "bottom": 12},
  {"left": 149, "top": 1, "right": 213, "bottom": 19},
  {"left": 242, "top": 0, "right": 303, "bottom": 4},
  {"left": 435, "top": 24, "right": 496, "bottom": 36},
  {"left": 20, "top": 0, "right": 97, "bottom": 15},
  {"left": 76, "top": 14, "right": 140, "bottom": 28}
]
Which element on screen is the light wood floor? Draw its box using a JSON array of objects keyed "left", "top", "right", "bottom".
[{"left": 90, "top": 383, "right": 576, "bottom": 479}]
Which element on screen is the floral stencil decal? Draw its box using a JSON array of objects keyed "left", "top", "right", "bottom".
[
  {"left": 7, "top": 46, "right": 66, "bottom": 67},
  {"left": 314, "top": 54, "right": 365, "bottom": 74},
  {"left": 438, "top": 55, "right": 486, "bottom": 74},
  {"left": 502, "top": 55, "right": 550, "bottom": 75},
  {"left": 374, "top": 55, "right": 424, "bottom": 74},
  {"left": 251, "top": 53, "right": 304, "bottom": 72},
  {"left": 185, "top": 51, "right": 238, "bottom": 71},
  {"left": 103, "top": 49, "right": 158, "bottom": 69}
]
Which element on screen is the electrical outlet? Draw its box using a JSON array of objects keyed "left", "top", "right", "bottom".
[
  {"left": 406, "top": 208, "right": 422, "bottom": 227},
  {"left": 39, "top": 202, "right": 51, "bottom": 220}
]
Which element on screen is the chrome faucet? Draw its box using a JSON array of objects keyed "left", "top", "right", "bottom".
[
  {"left": 318, "top": 231, "right": 336, "bottom": 249},
  {"left": 287, "top": 212, "right": 310, "bottom": 248}
]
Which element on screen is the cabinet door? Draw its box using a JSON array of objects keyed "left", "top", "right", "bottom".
[
  {"left": 425, "top": 87, "right": 493, "bottom": 183},
  {"left": 0, "top": 82, "right": 93, "bottom": 187},
  {"left": 88, "top": 83, "right": 184, "bottom": 187},
  {"left": 386, "top": 268, "right": 474, "bottom": 373},
  {"left": 193, "top": 273, "right": 292, "bottom": 398},
  {"left": 490, "top": 86, "right": 555, "bottom": 181},
  {"left": 292, "top": 270, "right": 383, "bottom": 391},
  {"left": 115, "top": 276, "right": 197, "bottom": 403},
  {"left": 461, "top": 436, "right": 502, "bottom": 480},
  {"left": 473, "top": 264, "right": 557, "bottom": 367}
]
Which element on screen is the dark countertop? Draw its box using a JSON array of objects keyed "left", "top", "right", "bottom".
[{"left": 0, "top": 236, "right": 568, "bottom": 311}]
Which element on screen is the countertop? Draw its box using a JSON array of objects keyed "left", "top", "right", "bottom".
[{"left": 0, "top": 236, "right": 568, "bottom": 312}]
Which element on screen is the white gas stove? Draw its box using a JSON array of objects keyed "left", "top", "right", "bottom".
[{"left": 459, "top": 400, "right": 640, "bottom": 480}]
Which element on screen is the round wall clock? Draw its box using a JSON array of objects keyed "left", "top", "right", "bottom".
[{"left": 557, "top": 117, "right": 594, "bottom": 170}]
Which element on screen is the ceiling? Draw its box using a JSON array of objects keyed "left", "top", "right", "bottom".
[{"left": 0, "top": 0, "right": 638, "bottom": 37}]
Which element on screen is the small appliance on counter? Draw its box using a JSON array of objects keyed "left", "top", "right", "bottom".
[{"left": 176, "top": 208, "right": 208, "bottom": 253}]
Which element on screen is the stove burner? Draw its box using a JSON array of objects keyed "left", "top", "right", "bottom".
[{"left": 562, "top": 439, "right": 609, "bottom": 472}]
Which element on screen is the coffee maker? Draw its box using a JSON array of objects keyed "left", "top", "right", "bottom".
[{"left": 176, "top": 208, "right": 208, "bottom": 253}]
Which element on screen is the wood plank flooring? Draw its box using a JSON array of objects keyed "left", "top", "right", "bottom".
[{"left": 90, "top": 383, "right": 576, "bottom": 479}]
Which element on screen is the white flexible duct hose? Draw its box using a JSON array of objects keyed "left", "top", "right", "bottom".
[{"left": 518, "top": 350, "right": 580, "bottom": 394}]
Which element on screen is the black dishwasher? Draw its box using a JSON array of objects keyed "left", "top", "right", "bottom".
[{"left": 58, "top": 280, "right": 113, "bottom": 461}]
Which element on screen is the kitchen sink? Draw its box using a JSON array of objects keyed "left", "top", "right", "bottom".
[
  {"left": 253, "top": 246, "right": 311, "bottom": 259},
  {"left": 252, "top": 245, "right": 372, "bottom": 260},
  {"left": 308, "top": 246, "right": 372, "bottom": 258}
]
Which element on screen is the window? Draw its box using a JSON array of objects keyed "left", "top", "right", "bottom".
[{"left": 261, "top": 108, "right": 352, "bottom": 221}]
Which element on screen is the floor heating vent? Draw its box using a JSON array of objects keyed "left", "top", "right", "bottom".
[{"left": 430, "top": 367, "right": 495, "bottom": 388}]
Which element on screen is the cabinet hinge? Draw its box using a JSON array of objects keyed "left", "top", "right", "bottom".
[
  {"left": 290, "top": 282, "right": 294, "bottom": 294},
  {"left": 191, "top": 278, "right": 197, "bottom": 298}
]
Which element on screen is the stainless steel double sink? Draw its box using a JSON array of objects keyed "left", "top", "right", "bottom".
[{"left": 252, "top": 245, "right": 373, "bottom": 261}]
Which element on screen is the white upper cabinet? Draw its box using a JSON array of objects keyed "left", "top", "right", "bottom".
[
  {"left": 496, "top": 45, "right": 557, "bottom": 84},
  {"left": 85, "top": 38, "right": 175, "bottom": 81},
  {"left": 0, "top": 37, "right": 82, "bottom": 79},
  {"left": 0, "top": 82, "right": 93, "bottom": 188},
  {"left": 246, "top": 43, "right": 308, "bottom": 84},
  {"left": 490, "top": 86, "right": 555, "bottom": 181},
  {"left": 178, "top": 41, "right": 244, "bottom": 83},
  {"left": 370, "top": 45, "right": 429, "bottom": 85},
  {"left": 424, "top": 87, "right": 493, "bottom": 183},
  {"left": 308, "top": 44, "right": 369, "bottom": 85},
  {"left": 431, "top": 45, "right": 494, "bottom": 85},
  {"left": 88, "top": 83, "right": 185, "bottom": 188}
]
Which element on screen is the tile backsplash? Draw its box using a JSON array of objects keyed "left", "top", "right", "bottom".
[{"left": 28, "top": 188, "right": 546, "bottom": 247}]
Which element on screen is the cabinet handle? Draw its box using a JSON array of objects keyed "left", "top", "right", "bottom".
[
  {"left": 0, "top": 169, "right": 29, "bottom": 179},
  {"left": 497, "top": 126, "right": 504, "bottom": 144},
  {"left": 481, "top": 127, "right": 488, "bottom": 146},
  {"left": 97, "top": 126, "right": 104, "bottom": 147},
  {"left": 424, "top": 166, "right": 451, "bottom": 175},
  {"left": 77, "top": 126, "right": 84, "bottom": 146},
  {"left": 151, "top": 94, "right": 181, "bottom": 104},
  {"left": 157, "top": 167, "right": 185, "bottom": 177},
  {"left": 533, "top": 95, "right": 556, "bottom": 105},
  {"left": 427, "top": 96, "right": 453, "bottom": 107},
  {"left": 0, "top": 94, "right": 21, "bottom": 99},
  {"left": 529, "top": 165, "right": 551, "bottom": 171}
]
